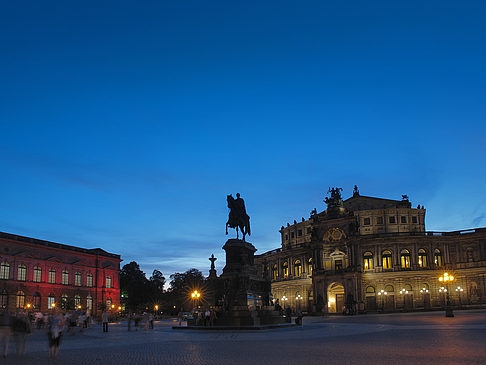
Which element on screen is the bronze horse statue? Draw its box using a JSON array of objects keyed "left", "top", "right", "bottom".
[{"left": 226, "top": 194, "right": 251, "bottom": 241}]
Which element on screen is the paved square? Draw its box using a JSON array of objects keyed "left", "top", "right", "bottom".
[{"left": 3, "top": 310, "right": 486, "bottom": 364}]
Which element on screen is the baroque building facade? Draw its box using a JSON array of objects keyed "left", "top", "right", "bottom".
[
  {"left": 255, "top": 187, "right": 486, "bottom": 314},
  {"left": 0, "top": 231, "right": 121, "bottom": 314}
]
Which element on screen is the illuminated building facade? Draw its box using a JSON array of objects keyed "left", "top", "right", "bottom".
[
  {"left": 255, "top": 187, "right": 486, "bottom": 313},
  {"left": 0, "top": 231, "right": 121, "bottom": 314}
]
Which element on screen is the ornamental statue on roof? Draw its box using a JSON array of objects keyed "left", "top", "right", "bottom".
[{"left": 324, "top": 187, "right": 344, "bottom": 208}]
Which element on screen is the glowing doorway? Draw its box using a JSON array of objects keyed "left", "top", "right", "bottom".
[{"left": 327, "top": 282, "right": 345, "bottom": 313}]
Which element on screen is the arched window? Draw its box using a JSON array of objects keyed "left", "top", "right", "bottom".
[
  {"left": 62, "top": 270, "right": 69, "bottom": 285},
  {"left": 75, "top": 272, "right": 82, "bottom": 286},
  {"left": 106, "top": 275, "right": 112, "bottom": 288},
  {"left": 16, "top": 291, "right": 25, "bottom": 308},
  {"left": 382, "top": 250, "right": 393, "bottom": 269},
  {"left": 33, "top": 266, "right": 42, "bottom": 282},
  {"left": 106, "top": 297, "right": 112, "bottom": 308},
  {"left": 86, "top": 273, "right": 93, "bottom": 287},
  {"left": 74, "top": 295, "right": 81, "bottom": 309},
  {"left": 282, "top": 262, "right": 289, "bottom": 278},
  {"left": 418, "top": 249, "right": 427, "bottom": 268},
  {"left": 48, "top": 269, "right": 56, "bottom": 283},
  {"left": 0, "top": 290, "right": 8, "bottom": 309},
  {"left": 384, "top": 284, "right": 394, "bottom": 293},
  {"left": 434, "top": 249, "right": 443, "bottom": 267},
  {"left": 404, "top": 284, "right": 412, "bottom": 292},
  {"left": 33, "top": 292, "right": 41, "bottom": 309},
  {"left": 400, "top": 249, "right": 411, "bottom": 269},
  {"left": 363, "top": 252, "right": 373, "bottom": 270},
  {"left": 87, "top": 295, "right": 93, "bottom": 310},
  {"left": 308, "top": 258, "right": 313, "bottom": 276},
  {"left": 366, "top": 286, "right": 375, "bottom": 294},
  {"left": 466, "top": 248, "right": 474, "bottom": 262},
  {"left": 17, "top": 264, "right": 27, "bottom": 281},
  {"left": 294, "top": 260, "right": 302, "bottom": 277},
  {"left": 48, "top": 295, "right": 55, "bottom": 309},
  {"left": 0, "top": 262, "right": 10, "bottom": 280},
  {"left": 272, "top": 264, "right": 278, "bottom": 280}
]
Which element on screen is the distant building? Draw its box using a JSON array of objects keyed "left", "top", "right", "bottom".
[
  {"left": 0, "top": 231, "right": 121, "bottom": 314},
  {"left": 255, "top": 187, "right": 486, "bottom": 314}
]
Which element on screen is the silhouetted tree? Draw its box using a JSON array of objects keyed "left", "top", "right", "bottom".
[{"left": 120, "top": 261, "right": 149, "bottom": 311}]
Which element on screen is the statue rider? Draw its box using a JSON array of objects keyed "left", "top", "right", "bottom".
[{"left": 233, "top": 193, "right": 246, "bottom": 217}]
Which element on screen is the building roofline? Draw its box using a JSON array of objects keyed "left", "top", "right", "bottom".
[{"left": 0, "top": 231, "right": 121, "bottom": 260}]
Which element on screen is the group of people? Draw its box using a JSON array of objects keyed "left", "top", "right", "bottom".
[
  {"left": 126, "top": 312, "right": 154, "bottom": 331},
  {"left": 0, "top": 308, "right": 93, "bottom": 359}
]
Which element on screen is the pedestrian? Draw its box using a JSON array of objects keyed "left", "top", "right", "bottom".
[
  {"left": 11, "top": 312, "right": 32, "bottom": 357},
  {"left": 134, "top": 314, "right": 140, "bottom": 331},
  {"left": 177, "top": 310, "right": 183, "bottom": 326},
  {"left": 0, "top": 310, "right": 12, "bottom": 358},
  {"left": 204, "top": 309, "right": 210, "bottom": 326},
  {"left": 48, "top": 310, "right": 64, "bottom": 359},
  {"left": 149, "top": 313, "right": 154, "bottom": 330},
  {"left": 102, "top": 311, "right": 109, "bottom": 332},
  {"left": 209, "top": 309, "right": 217, "bottom": 326},
  {"left": 127, "top": 313, "right": 132, "bottom": 331}
]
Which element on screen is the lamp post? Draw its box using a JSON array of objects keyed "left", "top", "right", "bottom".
[
  {"left": 191, "top": 290, "right": 201, "bottom": 311},
  {"left": 377, "top": 289, "right": 387, "bottom": 312},
  {"left": 438, "top": 272, "right": 454, "bottom": 317},
  {"left": 420, "top": 287, "right": 429, "bottom": 309},
  {"left": 295, "top": 294, "right": 303, "bottom": 312},
  {"left": 455, "top": 286, "right": 464, "bottom": 308},
  {"left": 281, "top": 295, "right": 288, "bottom": 309}
]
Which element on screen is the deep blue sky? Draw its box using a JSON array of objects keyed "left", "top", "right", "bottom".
[{"left": 1, "top": 1, "right": 485, "bottom": 279}]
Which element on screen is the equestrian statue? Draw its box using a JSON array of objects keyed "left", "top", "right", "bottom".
[{"left": 226, "top": 193, "right": 251, "bottom": 241}]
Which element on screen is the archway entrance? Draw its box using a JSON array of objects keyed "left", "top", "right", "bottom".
[{"left": 327, "top": 282, "right": 345, "bottom": 313}]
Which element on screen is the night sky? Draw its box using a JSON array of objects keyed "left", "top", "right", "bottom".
[{"left": 1, "top": 1, "right": 485, "bottom": 279}]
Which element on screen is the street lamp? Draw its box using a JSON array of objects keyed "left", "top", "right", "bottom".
[
  {"left": 295, "top": 294, "right": 303, "bottom": 311},
  {"left": 377, "top": 289, "right": 387, "bottom": 312},
  {"left": 281, "top": 295, "right": 288, "bottom": 309},
  {"left": 420, "top": 287, "right": 429, "bottom": 309},
  {"left": 455, "top": 286, "right": 464, "bottom": 307},
  {"left": 191, "top": 290, "right": 201, "bottom": 310},
  {"left": 438, "top": 272, "right": 454, "bottom": 317}
]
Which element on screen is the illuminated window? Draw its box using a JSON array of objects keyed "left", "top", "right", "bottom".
[
  {"left": 272, "top": 264, "right": 278, "bottom": 280},
  {"left": 400, "top": 249, "right": 411, "bottom": 268},
  {"left": 363, "top": 252, "right": 373, "bottom": 270},
  {"left": 16, "top": 291, "right": 25, "bottom": 308},
  {"left": 294, "top": 260, "right": 302, "bottom": 277},
  {"left": 48, "top": 269, "right": 56, "bottom": 283},
  {"left": 382, "top": 250, "right": 393, "bottom": 269},
  {"left": 366, "top": 286, "right": 375, "bottom": 294},
  {"left": 75, "top": 272, "right": 82, "bottom": 286},
  {"left": 33, "top": 266, "right": 42, "bottom": 282},
  {"left": 33, "top": 292, "right": 41, "bottom": 309},
  {"left": 61, "top": 294, "right": 68, "bottom": 309},
  {"left": 62, "top": 270, "right": 69, "bottom": 285},
  {"left": 434, "top": 249, "right": 443, "bottom": 267},
  {"left": 87, "top": 295, "right": 93, "bottom": 310},
  {"left": 0, "top": 290, "right": 8, "bottom": 309},
  {"left": 106, "top": 275, "right": 112, "bottom": 288},
  {"left": 0, "top": 262, "right": 10, "bottom": 280},
  {"left": 385, "top": 284, "right": 394, "bottom": 293},
  {"left": 282, "top": 262, "right": 289, "bottom": 278},
  {"left": 418, "top": 249, "right": 427, "bottom": 268},
  {"left": 17, "top": 264, "right": 27, "bottom": 281},
  {"left": 74, "top": 295, "right": 81, "bottom": 308},
  {"left": 87, "top": 273, "right": 93, "bottom": 287},
  {"left": 48, "top": 295, "right": 55, "bottom": 309},
  {"left": 308, "top": 258, "right": 313, "bottom": 275}
]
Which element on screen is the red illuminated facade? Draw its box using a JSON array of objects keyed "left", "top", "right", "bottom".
[{"left": 0, "top": 231, "right": 121, "bottom": 314}]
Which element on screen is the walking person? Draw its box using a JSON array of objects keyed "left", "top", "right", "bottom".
[
  {"left": 12, "top": 312, "right": 32, "bottom": 357},
  {"left": 102, "top": 311, "right": 109, "bottom": 333},
  {"left": 177, "top": 310, "right": 183, "bottom": 326},
  {"left": 0, "top": 310, "right": 12, "bottom": 358},
  {"left": 127, "top": 313, "right": 132, "bottom": 331},
  {"left": 48, "top": 310, "right": 64, "bottom": 359}
]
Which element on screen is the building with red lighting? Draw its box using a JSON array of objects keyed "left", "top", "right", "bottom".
[{"left": 0, "top": 231, "right": 121, "bottom": 314}]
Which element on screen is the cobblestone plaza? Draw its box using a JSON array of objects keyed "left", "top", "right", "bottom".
[{"left": 3, "top": 310, "right": 486, "bottom": 364}]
